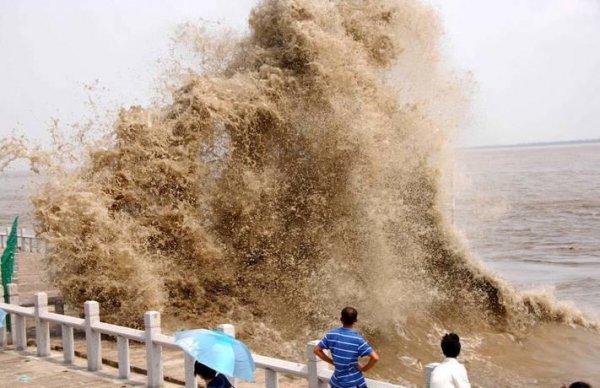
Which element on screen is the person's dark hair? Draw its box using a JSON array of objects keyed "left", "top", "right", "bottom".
[
  {"left": 441, "top": 333, "right": 461, "bottom": 358},
  {"left": 194, "top": 361, "right": 217, "bottom": 380},
  {"left": 341, "top": 307, "right": 358, "bottom": 325},
  {"left": 569, "top": 382, "right": 592, "bottom": 388}
]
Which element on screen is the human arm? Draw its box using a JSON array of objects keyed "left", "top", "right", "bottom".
[
  {"left": 313, "top": 345, "right": 334, "bottom": 365},
  {"left": 359, "top": 351, "right": 379, "bottom": 373},
  {"left": 357, "top": 339, "right": 378, "bottom": 373}
]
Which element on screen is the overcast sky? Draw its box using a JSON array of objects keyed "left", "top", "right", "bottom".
[{"left": 1, "top": 0, "right": 599, "bottom": 147}]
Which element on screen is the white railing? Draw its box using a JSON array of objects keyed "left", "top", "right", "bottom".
[
  {"left": 0, "top": 283, "right": 403, "bottom": 388},
  {"left": 0, "top": 227, "right": 43, "bottom": 253}
]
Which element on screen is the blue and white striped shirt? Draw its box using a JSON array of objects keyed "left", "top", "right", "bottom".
[{"left": 318, "top": 328, "right": 374, "bottom": 388}]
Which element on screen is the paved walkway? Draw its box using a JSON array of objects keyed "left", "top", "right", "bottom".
[
  {"left": 0, "top": 346, "right": 302, "bottom": 388},
  {"left": 0, "top": 349, "right": 166, "bottom": 388}
]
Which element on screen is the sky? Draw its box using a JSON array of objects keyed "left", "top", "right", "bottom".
[
  {"left": 431, "top": 0, "right": 600, "bottom": 145},
  {"left": 0, "top": 0, "right": 599, "bottom": 147}
]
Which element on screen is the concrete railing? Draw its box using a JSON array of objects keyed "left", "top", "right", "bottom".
[
  {"left": 0, "top": 283, "right": 402, "bottom": 388},
  {"left": 0, "top": 227, "right": 43, "bottom": 253}
]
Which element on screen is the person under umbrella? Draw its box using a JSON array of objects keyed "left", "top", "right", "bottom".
[
  {"left": 175, "top": 328, "right": 255, "bottom": 384},
  {"left": 195, "top": 361, "right": 234, "bottom": 388}
]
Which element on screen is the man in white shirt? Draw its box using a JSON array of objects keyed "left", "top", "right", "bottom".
[{"left": 429, "top": 333, "right": 471, "bottom": 388}]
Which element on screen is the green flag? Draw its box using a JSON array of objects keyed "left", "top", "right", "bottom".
[{"left": 1, "top": 216, "right": 19, "bottom": 303}]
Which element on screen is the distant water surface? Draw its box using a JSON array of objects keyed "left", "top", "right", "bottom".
[
  {"left": 0, "top": 170, "right": 39, "bottom": 230},
  {"left": 455, "top": 142, "right": 600, "bottom": 316}
]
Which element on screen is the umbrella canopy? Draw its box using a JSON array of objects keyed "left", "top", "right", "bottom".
[
  {"left": 0, "top": 308, "right": 6, "bottom": 328},
  {"left": 175, "top": 329, "right": 255, "bottom": 382}
]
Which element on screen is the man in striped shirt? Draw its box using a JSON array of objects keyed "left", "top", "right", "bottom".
[{"left": 314, "top": 307, "right": 380, "bottom": 387}]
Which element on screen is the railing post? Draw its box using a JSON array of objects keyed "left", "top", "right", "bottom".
[
  {"left": 7, "top": 283, "right": 16, "bottom": 342},
  {"left": 12, "top": 229, "right": 20, "bottom": 284},
  {"left": 216, "top": 323, "right": 235, "bottom": 337},
  {"left": 8, "top": 283, "right": 26, "bottom": 350},
  {"left": 216, "top": 324, "right": 237, "bottom": 386},
  {"left": 117, "top": 336, "right": 130, "bottom": 379},
  {"left": 0, "top": 286, "right": 5, "bottom": 348},
  {"left": 424, "top": 362, "right": 440, "bottom": 388},
  {"left": 265, "top": 369, "right": 280, "bottom": 388},
  {"left": 19, "top": 228, "right": 25, "bottom": 250},
  {"left": 55, "top": 299, "right": 65, "bottom": 315},
  {"left": 14, "top": 315, "right": 26, "bottom": 351},
  {"left": 62, "top": 325, "right": 75, "bottom": 364},
  {"left": 145, "top": 311, "right": 163, "bottom": 388},
  {"left": 84, "top": 301, "right": 101, "bottom": 371},
  {"left": 33, "top": 292, "right": 50, "bottom": 357},
  {"left": 307, "top": 340, "right": 327, "bottom": 388},
  {"left": 38, "top": 238, "right": 45, "bottom": 255},
  {"left": 184, "top": 353, "right": 196, "bottom": 388}
]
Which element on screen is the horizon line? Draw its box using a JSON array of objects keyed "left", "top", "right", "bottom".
[{"left": 463, "top": 137, "right": 600, "bottom": 150}]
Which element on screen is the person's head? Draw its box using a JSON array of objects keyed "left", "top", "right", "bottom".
[
  {"left": 569, "top": 382, "right": 592, "bottom": 388},
  {"left": 441, "top": 333, "right": 461, "bottom": 358},
  {"left": 194, "top": 361, "right": 217, "bottom": 381},
  {"left": 340, "top": 306, "right": 358, "bottom": 327}
]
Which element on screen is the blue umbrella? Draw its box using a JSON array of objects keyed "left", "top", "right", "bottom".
[
  {"left": 175, "top": 329, "right": 255, "bottom": 382},
  {"left": 0, "top": 308, "right": 6, "bottom": 328}
]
